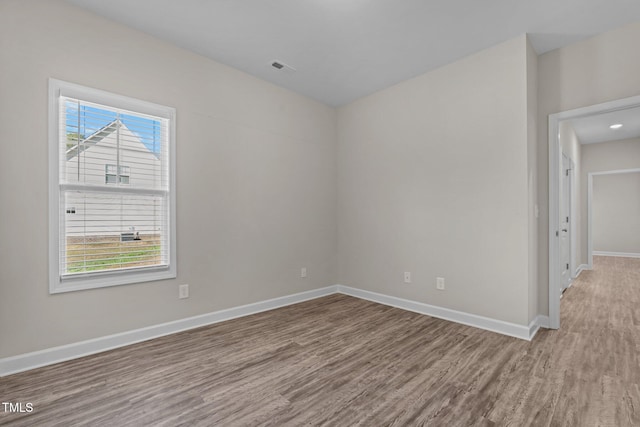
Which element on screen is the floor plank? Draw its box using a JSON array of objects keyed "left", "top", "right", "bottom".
[{"left": 1, "top": 256, "right": 639, "bottom": 426}]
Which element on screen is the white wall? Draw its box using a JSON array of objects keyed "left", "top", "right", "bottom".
[
  {"left": 537, "top": 21, "right": 640, "bottom": 316},
  {"left": 581, "top": 138, "right": 640, "bottom": 257},
  {"left": 337, "top": 36, "right": 535, "bottom": 326},
  {"left": 592, "top": 172, "right": 640, "bottom": 254},
  {"left": 0, "top": 0, "right": 337, "bottom": 358}
]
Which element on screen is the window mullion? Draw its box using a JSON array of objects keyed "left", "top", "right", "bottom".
[
  {"left": 76, "top": 100, "right": 81, "bottom": 182},
  {"left": 60, "top": 183, "right": 168, "bottom": 197},
  {"left": 116, "top": 113, "right": 121, "bottom": 184}
]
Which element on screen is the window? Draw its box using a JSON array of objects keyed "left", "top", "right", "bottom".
[
  {"left": 105, "top": 164, "right": 130, "bottom": 184},
  {"left": 49, "top": 79, "right": 176, "bottom": 293}
]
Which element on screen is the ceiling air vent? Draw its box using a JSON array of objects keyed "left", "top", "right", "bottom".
[{"left": 271, "top": 60, "right": 296, "bottom": 73}]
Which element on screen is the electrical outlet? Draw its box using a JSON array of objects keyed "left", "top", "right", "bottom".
[
  {"left": 301, "top": 267, "right": 307, "bottom": 278},
  {"left": 436, "top": 277, "right": 445, "bottom": 290},
  {"left": 179, "top": 284, "right": 189, "bottom": 299},
  {"left": 404, "top": 271, "right": 411, "bottom": 283}
]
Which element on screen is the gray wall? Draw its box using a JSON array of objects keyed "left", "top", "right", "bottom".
[
  {"left": 3, "top": 0, "right": 640, "bottom": 359},
  {"left": 537, "top": 21, "right": 640, "bottom": 316},
  {"left": 0, "top": 0, "right": 337, "bottom": 358},
  {"left": 337, "top": 36, "right": 535, "bottom": 326},
  {"left": 592, "top": 172, "right": 640, "bottom": 254}
]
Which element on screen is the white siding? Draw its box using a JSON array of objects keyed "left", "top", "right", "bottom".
[{"left": 64, "top": 123, "right": 163, "bottom": 236}]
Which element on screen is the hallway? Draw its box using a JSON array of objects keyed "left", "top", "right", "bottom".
[{"left": 543, "top": 255, "right": 640, "bottom": 425}]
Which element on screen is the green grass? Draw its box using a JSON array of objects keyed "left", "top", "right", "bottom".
[{"left": 66, "top": 236, "right": 161, "bottom": 274}]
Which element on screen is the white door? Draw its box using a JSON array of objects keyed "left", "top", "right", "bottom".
[{"left": 560, "top": 153, "right": 572, "bottom": 292}]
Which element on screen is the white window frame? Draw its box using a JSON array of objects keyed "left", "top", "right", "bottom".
[{"left": 48, "top": 79, "right": 177, "bottom": 293}]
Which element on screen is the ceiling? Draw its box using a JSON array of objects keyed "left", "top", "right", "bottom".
[
  {"left": 568, "top": 105, "right": 640, "bottom": 144},
  {"left": 66, "top": 0, "right": 640, "bottom": 106}
]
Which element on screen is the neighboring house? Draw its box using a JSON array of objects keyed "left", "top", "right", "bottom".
[{"left": 64, "top": 119, "right": 163, "bottom": 238}]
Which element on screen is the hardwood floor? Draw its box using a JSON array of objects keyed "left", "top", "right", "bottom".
[{"left": 1, "top": 256, "right": 639, "bottom": 426}]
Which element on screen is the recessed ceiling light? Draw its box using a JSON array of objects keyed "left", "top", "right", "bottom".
[{"left": 610, "top": 123, "right": 623, "bottom": 129}]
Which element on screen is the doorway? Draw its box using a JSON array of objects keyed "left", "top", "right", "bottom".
[
  {"left": 548, "top": 94, "right": 640, "bottom": 329},
  {"left": 588, "top": 169, "right": 640, "bottom": 264}
]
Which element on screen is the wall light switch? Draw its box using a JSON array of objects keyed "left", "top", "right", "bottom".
[
  {"left": 301, "top": 267, "right": 307, "bottom": 278},
  {"left": 404, "top": 272, "right": 411, "bottom": 283}
]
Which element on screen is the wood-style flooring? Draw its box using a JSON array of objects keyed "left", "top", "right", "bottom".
[{"left": 1, "top": 256, "right": 639, "bottom": 426}]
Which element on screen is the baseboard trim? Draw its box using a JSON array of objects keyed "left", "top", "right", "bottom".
[
  {"left": 529, "top": 315, "right": 552, "bottom": 339},
  {"left": 0, "top": 286, "right": 338, "bottom": 377},
  {"left": 1, "top": 284, "right": 546, "bottom": 377},
  {"left": 336, "top": 285, "right": 534, "bottom": 341},
  {"left": 535, "top": 315, "right": 550, "bottom": 329},
  {"left": 574, "top": 264, "right": 589, "bottom": 278},
  {"left": 528, "top": 316, "right": 542, "bottom": 340},
  {"left": 593, "top": 251, "right": 640, "bottom": 259}
]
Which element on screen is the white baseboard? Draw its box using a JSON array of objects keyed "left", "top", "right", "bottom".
[
  {"left": 535, "top": 315, "right": 550, "bottom": 329},
  {"left": 528, "top": 317, "right": 539, "bottom": 340},
  {"left": 336, "top": 285, "right": 535, "bottom": 341},
  {"left": 0, "top": 286, "right": 338, "bottom": 377},
  {"left": 573, "top": 264, "right": 589, "bottom": 278},
  {"left": 593, "top": 251, "right": 640, "bottom": 259},
  {"left": 1, "top": 284, "right": 545, "bottom": 377}
]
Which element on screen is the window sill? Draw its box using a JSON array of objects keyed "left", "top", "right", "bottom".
[{"left": 50, "top": 266, "right": 176, "bottom": 294}]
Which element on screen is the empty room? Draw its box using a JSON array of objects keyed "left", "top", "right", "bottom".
[{"left": 1, "top": 0, "right": 640, "bottom": 425}]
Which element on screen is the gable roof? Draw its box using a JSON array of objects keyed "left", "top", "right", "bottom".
[{"left": 66, "top": 119, "right": 159, "bottom": 160}]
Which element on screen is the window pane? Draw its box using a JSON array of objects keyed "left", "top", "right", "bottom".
[
  {"left": 61, "top": 99, "right": 168, "bottom": 190},
  {"left": 62, "top": 191, "right": 168, "bottom": 275}
]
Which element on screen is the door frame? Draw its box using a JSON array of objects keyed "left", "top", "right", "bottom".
[
  {"left": 548, "top": 94, "right": 640, "bottom": 329},
  {"left": 587, "top": 168, "right": 640, "bottom": 266},
  {"left": 569, "top": 157, "right": 577, "bottom": 281},
  {"left": 560, "top": 152, "right": 574, "bottom": 292}
]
